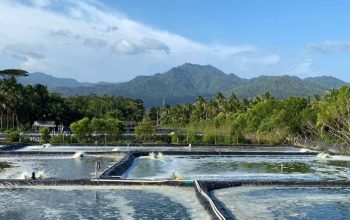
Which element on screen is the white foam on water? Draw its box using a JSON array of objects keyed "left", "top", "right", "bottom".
[
  {"left": 18, "top": 171, "right": 30, "bottom": 180},
  {"left": 316, "top": 152, "right": 330, "bottom": 158},
  {"left": 329, "top": 155, "right": 350, "bottom": 161},
  {"left": 149, "top": 152, "right": 156, "bottom": 160},
  {"left": 105, "top": 192, "right": 135, "bottom": 220},
  {"left": 72, "top": 151, "right": 85, "bottom": 158},
  {"left": 42, "top": 143, "right": 52, "bottom": 148},
  {"left": 157, "top": 152, "right": 164, "bottom": 159},
  {"left": 36, "top": 171, "right": 45, "bottom": 179}
]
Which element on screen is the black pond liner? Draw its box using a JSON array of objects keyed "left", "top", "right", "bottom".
[
  {"left": 0, "top": 179, "right": 194, "bottom": 187},
  {"left": 0, "top": 151, "right": 123, "bottom": 157},
  {"left": 0, "top": 143, "right": 28, "bottom": 151}
]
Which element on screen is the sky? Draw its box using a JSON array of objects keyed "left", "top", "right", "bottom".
[{"left": 0, "top": 0, "right": 350, "bottom": 82}]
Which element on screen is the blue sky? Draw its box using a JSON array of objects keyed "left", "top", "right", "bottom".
[{"left": 0, "top": 0, "right": 349, "bottom": 82}]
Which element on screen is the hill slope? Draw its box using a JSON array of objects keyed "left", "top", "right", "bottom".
[{"left": 19, "top": 64, "right": 348, "bottom": 107}]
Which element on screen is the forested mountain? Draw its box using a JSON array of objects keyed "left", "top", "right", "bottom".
[
  {"left": 233, "top": 75, "right": 326, "bottom": 99},
  {"left": 20, "top": 64, "right": 348, "bottom": 107},
  {"left": 18, "top": 72, "right": 82, "bottom": 88},
  {"left": 18, "top": 72, "right": 119, "bottom": 89},
  {"left": 303, "top": 76, "right": 348, "bottom": 89}
]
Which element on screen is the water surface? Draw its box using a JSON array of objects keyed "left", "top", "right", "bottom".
[
  {"left": 214, "top": 186, "right": 350, "bottom": 220},
  {"left": 0, "top": 155, "right": 123, "bottom": 180},
  {"left": 0, "top": 185, "right": 209, "bottom": 220},
  {"left": 124, "top": 155, "right": 350, "bottom": 181}
]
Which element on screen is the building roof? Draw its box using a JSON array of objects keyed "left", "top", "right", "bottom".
[{"left": 32, "top": 121, "right": 56, "bottom": 127}]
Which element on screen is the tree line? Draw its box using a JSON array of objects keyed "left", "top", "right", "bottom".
[
  {"left": 157, "top": 88, "right": 350, "bottom": 148},
  {"left": 2, "top": 68, "right": 350, "bottom": 149},
  {"left": 0, "top": 70, "right": 144, "bottom": 135}
]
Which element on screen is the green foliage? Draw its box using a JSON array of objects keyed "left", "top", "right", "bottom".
[
  {"left": 40, "top": 128, "right": 51, "bottom": 144},
  {"left": 103, "top": 117, "right": 124, "bottom": 142},
  {"left": 6, "top": 130, "right": 20, "bottom": 143},
  {"left": 134, "top": 119, "right": 155, "bottom": 142},
  {"left": 154, "top": 135, "right": 171, "bottom": 144},
  {"left": 0, "top": 75, "right": 144, "bottom": 131},
  {"left": 0, "top": 69, "right": 28, "bottom": 77},
  {"left": 316, "top": 86, "right": 350, "bottom": 144},
  {"left": 70, "top": 117, "right": 91, "bottom": 143},
  {"left": 160, "top": 84, "right": 350, "bottom": 146},
  {"left": 203, "top": 130, "right": 217, "bottom": 144},
  {"left": 51, "top": 135, "right": 77, "bottom": 144},
  {"left": 69, "top": 116, "right": 123, "bottom": 143}
]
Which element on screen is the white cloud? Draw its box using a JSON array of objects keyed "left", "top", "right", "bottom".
[
  {"left": 84, "top": 38, "right": 107, "bottom": 48},
  {"left": 0, "top": 0, "right": 311, "bottom": 82},
  {"left": 111, "top": 39, "right": 142, "bottom": 55},
  {"left": 307, "top": 41, "right": 350, "bottom": 53},
  {"left": 106, "top": 26, "right": 118, "bottom": 32},
  {"left": 140, "top": 38, "right": 170, "bottom": 54},
  {"left": 3, "top": 44, "right": 45, "bottom": 60},
  {"left": 110, "top": 38, "right": 170, "bottom": 54}
]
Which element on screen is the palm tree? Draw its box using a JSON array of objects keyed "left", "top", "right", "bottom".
[
  {"left": 0, "top": 69, "right": 28, "bottom": 78},
  {"left": 228, "top": 92, "right": 240, "bottom": 113},
  {"left": 1, "top": 77, "right": 25, "bottom": 129},
  {"left": 214, "top": 92, "right": 227, "bottom": 113},
  {"left": 0, "top": 92, "right": 6, "bottom": 129}
]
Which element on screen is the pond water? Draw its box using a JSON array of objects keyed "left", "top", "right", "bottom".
[
  {"left": 123, "top": 155, "right": 350, "bottom": 181},
  {"left": 0, "top": 185, "right": 209, "bottom": 220},
  {"left": 0, "top": 155, "right": 123, "bottom": 180},
  {"left": 213, "top": 186, "right": 350, "bottom": 220}
]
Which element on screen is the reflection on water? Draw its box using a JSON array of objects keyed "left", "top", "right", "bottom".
[
  {"left": 214, "top": 186, "right": 350, "bottom": 220},
  {"left": 0, "top": 156, "right": 122, "bottom": 179},
  {"left": 0, "top": 186, "right": 210, "bottom": 220},
  {"left": 0, "top": 161, "right": 12, "bottom": 170},
  {"left": 124, "top": 155, "right": 350, "bottom": 181}
]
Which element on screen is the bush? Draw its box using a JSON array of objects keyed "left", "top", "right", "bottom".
[
  {"left": 135, "top": 119, "right": 155, "bottom": 142},
  {"left": 203, "top": 131, "right": 216, "bottom": 144},
  {"left": 40, "top": 128, "right": 51, "bottom": 144},
  {"left": 154, "top": 135, "right": 171, "bottom": 144},
  {"left": 51, "top": 135, "right": 78, "bottom": 145},
  {"left": 6, "top": 131, "right": 20, "bottom": 143},
  {"left": 51, "top": 134, "right": 65, "bottom": 144},
  {"left": 186, "top": 134, "right": 203, "bottom": 144}
]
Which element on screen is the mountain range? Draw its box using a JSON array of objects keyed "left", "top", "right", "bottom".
[{"left": 18, "top": 63, "right": 348, "bottom": 107}]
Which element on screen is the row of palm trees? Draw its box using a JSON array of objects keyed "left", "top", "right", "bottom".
[
  {"left": 160, "top": 91, "right": 273, "bottom": 125},
  {"left": 0, "top": 69, "right": 28, "bottom": 130},
  {"left": 0, "top": 68, "right": 146, "bottom": 132}
]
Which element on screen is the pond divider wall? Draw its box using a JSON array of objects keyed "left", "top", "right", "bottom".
[
  {"left": 197, "top": 180, "right": 350, "bottom": 190},
  {"left": 99, "top": 152, "right": 137, "bottom": 179},
  {"left": 195, "top": 180, "right": 233, "bottom": 220},
  {"left": 0, "top": 143, "right": 28, "bottom": 151},
  {"left": 0, "top": 179, "right": 194, "bottom": 187}
]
